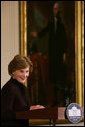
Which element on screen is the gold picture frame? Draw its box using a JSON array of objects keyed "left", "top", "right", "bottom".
[{"left": 20, "top": 1, "right": 84, "bottom": 107}]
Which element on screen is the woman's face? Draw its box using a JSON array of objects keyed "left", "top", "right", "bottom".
[{"left": 13, "top": 67, "right": 30, "bottom": 84}]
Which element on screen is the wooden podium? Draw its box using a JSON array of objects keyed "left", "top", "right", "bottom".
[{"left": 16, "top": 107, "right": 58, "bottom": 126}]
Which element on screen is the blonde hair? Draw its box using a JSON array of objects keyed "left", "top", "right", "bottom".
[{"left": 8, "top": 54, "right": 33, "bottom": 76}]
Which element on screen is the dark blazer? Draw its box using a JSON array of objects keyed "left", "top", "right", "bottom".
[
  {"left": 1, "top": 77, "right": 30, "bottom": 126},
  {"left": 38, "top": 17, "right": 67, "bottom": 83}
]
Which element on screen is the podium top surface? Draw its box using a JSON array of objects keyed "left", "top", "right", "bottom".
[{"left": 16, "top": 107, "right": 58, "bottom": 119}]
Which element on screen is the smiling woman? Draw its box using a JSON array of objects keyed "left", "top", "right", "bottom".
[
  {"left": 8, "top": 54, "right": 33, "bottom": 84},
  {"left": 1, "top": 54, "right": 45, "bottom": 126}
]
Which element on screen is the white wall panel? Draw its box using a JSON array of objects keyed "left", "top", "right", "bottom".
[{"left": 1, "top": 1, "right": 19, "bottom": 88}]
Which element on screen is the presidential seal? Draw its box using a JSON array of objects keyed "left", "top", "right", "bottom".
[{"left": 66, "top": 103, "right": 83, "bottom": 123}]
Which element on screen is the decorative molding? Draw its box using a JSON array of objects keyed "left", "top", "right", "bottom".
[{"left": 75, "top": 1, "right": 84, "bottom": 107}]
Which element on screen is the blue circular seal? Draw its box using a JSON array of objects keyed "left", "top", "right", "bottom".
[{"left": 66, "top": 103, "right": 83, "bottom": 123}]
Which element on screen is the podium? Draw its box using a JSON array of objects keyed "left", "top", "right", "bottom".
[{"left": 16, "top": 107, "right": 58, "bottom": 126}]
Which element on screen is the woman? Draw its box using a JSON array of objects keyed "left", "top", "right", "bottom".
[{"left": 1, "top": 54, "right": 45, "bottom": 126}]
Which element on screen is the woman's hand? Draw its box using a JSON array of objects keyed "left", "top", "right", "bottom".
[{"left": 30, "top": 105, "right": 45, "bottom": 110}]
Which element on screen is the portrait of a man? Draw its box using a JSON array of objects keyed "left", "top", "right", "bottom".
[{"left": 27, "top": 1, "right": 75, "bottom": 107}]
